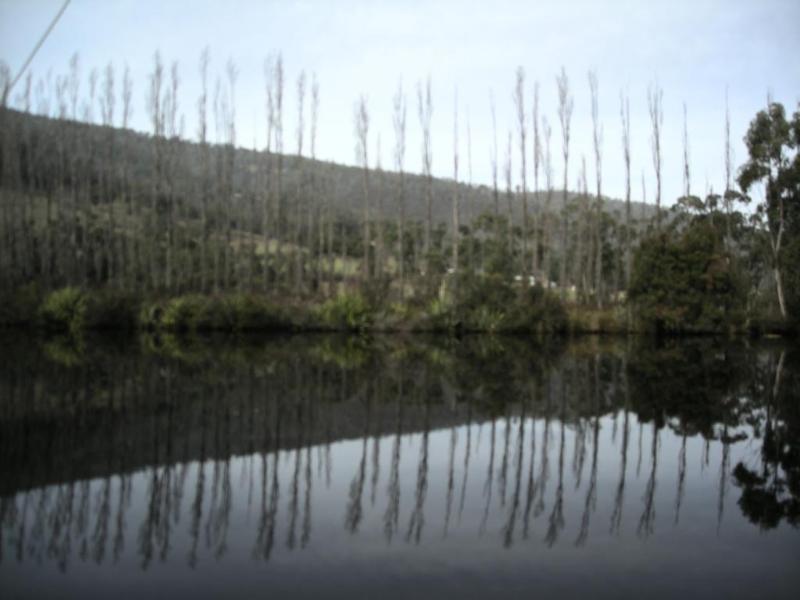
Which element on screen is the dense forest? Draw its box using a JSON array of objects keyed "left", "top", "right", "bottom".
[{"left": 0, "top": 53, "right": 797, "bottom": 334}]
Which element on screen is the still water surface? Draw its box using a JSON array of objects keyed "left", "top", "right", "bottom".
[{"left": 0, "top": 334, "right": 798, "bottom": 598}]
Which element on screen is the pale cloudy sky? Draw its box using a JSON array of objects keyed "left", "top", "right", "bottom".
[{"left": 1, "top": 0, "right": 799, "bottom": 205}]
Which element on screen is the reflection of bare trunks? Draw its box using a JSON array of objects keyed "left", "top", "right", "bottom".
[
  {"left": 674, "top": 435, "right": 687, "bottom": 525},
  {"left": 443, "top": 427, "right": 457, "bottom": 537},
  {"left": 479, "top": 418, "right": 497, "bottom": 535},
  {"left": 637, "top": 423, "right": 658, "bottom": 539},
  {"left": 406, "top": 401, "right": 430, "bottom": 544},
  {"left": 503, "top": 408, "right": 526, "bottom": 547},
  {"left": 610, "top": 409, "right": 629, "bottom": 535}
]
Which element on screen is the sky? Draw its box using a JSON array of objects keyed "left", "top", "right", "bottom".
[{"left": 1, "top": 0, "right": 799, "bottom": 205}]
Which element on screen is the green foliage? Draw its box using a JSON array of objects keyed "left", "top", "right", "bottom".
[
  {"left": 154, "top": 294, "right": 292, "bottom": 332},
  {"left": 429, "top": 272, "right": 566, "bottom": 333},
  {"left": 38, "top": 287, "right": 87, "bottom": 334},
  {"left": 315, "top": 291, "right": 373, "bottom": 331},
  {"left": 630, "top": 220, "right": 745, "bottom": 333}
]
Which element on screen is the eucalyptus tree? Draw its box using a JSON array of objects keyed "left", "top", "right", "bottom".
[
  {"left": 146, "top": 52, "right": 165, "bottom": 290},
  {"left": 531, "top": 81, "right": 541, "bottom": 278},
  {"left": 682, "top": 102, "right": 691, "bottom": 199},
  {"left": 513, "top": 67, "right": 529, "bottom": 275},
  {"left": 121, "top": 64, "right": 134, "bottom": 287},
  {"left": 647, "top": 83, "right": 663, "bottom": 230},
  {"left": 272, "top": 56, "right": 285, "bottom": 283},
  {"left": 465, "top": 107, "right": 474, "bottom": 273},
  {"left": 99, "top": 63, "right": 116, "bottom": 287},
  {"left": 588, "top": 70, "right": 604, "bottom": 307},
  {"left": 737, "top": 101, "right": 799, "bottom": 320},
  {"left": 556, "top": 67, "right": 574, "bottom": 298},
  {"left": 504, "top": 129, "right": 513, "bottom": 254},
  {"left": 541, "top": 116, "right": 554, "bottom": 284},
  {"left": 262, "top": 54, "right": 276, "bottom": 290},
  {"left": 198, "top": 48, "right": 210, "bottom": 291},
  {"left": 293, "top": 70, "right": 306, "bottom": 292},
  {"left": 490, "top": 91, "right": 500, "bottom": 246},
  {"left": 619, "top": 91, "right": 632, "bottom": 293},
  {"left": 354, "top": 94, "right": 370, "bottom": 280},
  {"left": 392, "top": 80, "right": 407, "bottom": 297},
  {"left": 451, "top": 88, "right": 460, "bottom": 272},
  {"left": 223, "top": 59, "right": 238, "bottom": 290},
  {"left": 164, "top": 60, "right": 180, "bottom": 292},
  {"left": 417, "top": 78, "right": 433, "bottom": 269},
  {"left": 0, "top": 61, "right": 11, "bottom": 282},
  {"left": 375, "top": 134, "right": 386, "bottom": 278},
  {"left": 310, "top": 73, "right": 322, "bottom": 290},
  {"left": 724, "top": 91, "right": 734, "bottom": 247}
]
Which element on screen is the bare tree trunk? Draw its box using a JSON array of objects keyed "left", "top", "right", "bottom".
[
  {"left": 392, "top": 81, "right": 407, "bottom": 299},
  {"left": 588, "top": 71, "right": 604, "bottom": 308},
  {"left": 147, "top": 53, "right": 164, "bottom": 291},
  {"left": 452, "top": 89, "right": 460, "bottom": 273},
  {"left": 198, "top": 49, "right": 210, "bottom": 292},
  {"left": 100, "top": 63, "right": 116, "bottom": 288},
  {"left": 531, "top": 81, "right": 541, "bottom": 279},
  {"left": 620, "top": 91, "right": 631, "bottom": 324},
  {"left": 541, "top": 117, "right": 553, "bottom": 286},
  {"left": 354, "top": 95, "right": 370, "bottom": 281},
  {"left": 417, "top": 78, "right": 433, "bottom": 273},
  {"left": 514, "top": 68, "right": 528, "bottom": 277},
  {"left": 293, "top": 71, "right": 306, "bottom": 294},
  {"left": 647, "top": 83, "right": 663, "bottom": 231},
  {"left": 490, "top": 92, "right": 500, "bottom": 248},
  {"left": 556, "top": 68, "right": 574, "bottom": 300}
]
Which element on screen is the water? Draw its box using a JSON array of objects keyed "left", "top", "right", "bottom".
[{"left": 1, "top": 334, "right": 798, "bottom": 598}]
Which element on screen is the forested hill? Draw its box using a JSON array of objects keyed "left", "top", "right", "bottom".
[{"left": 1, "top": 107, "right": 651, "bottom": 227}]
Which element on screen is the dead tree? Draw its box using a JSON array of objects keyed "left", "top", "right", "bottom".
[
  {"left": 452, "top": 88, "right": 460, "bottom": 272},
  {"left": 354, "top": 94, "right": 370, "bottom": 280},
  {"left": 293, "top": 71, "right": 306, "bottom": 292},
  {"left": 198, "top": 48, "right": 210, "bottom": 291},
  {"left": 417, "top": 78, "right": 433, "bottom": 271},
  {"left": 392, "top": 80, "right": 407, "bottom": 298},
  {"left": 556, "top": 67, "right": 574, "bottom": 299},
  {"left": 682, "top": 102, "right": 691, "bottom": 198},
  {"left": 513, "top": 67, "right": 529, "bottom": 276},
  {"left": 620, "top": 91, "right": 631, "bottom": 294},
  {"left": 647, "top": 83, "right": 663, "bottom": 230},
  {"left": 588, "top": 70, "right": 604, "bottom": 307},
  {"left": 531, "top": 81, "right": 541, "bottom": 279}
]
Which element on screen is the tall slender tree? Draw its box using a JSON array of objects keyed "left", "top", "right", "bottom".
[
  {"left": 556, "top": 67, "right": 574, "bottom": 299},
  {"left": 417, "top": 78, "right": 433, "bottom": 271},
  {"left": 513, "top": 67, "right": 529, "bottom": 276},
  {"left": 588, "top": 70, "right": 604, "bottom": 307},
  {"left": 647, "top": 83, "right": 663, "bottom": 230},
  {"left": 354, "top": 95, "right": 370, "bottom": 280},
  {"left": 452, "top": 88, "right": 460, "bottom": 272},
  {"left": 392, "top": 81, "right": 407, "bottom": 297},
  {"left": 619, "top": 91, "right": 632, "bottom": 294}
]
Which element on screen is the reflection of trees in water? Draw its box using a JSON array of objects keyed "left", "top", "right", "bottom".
[
  {"left": 733, "top": 351, "right": 799, "bottom": 530},
  {"left": 0, "top": 335, "right": 797, "bottom": 568}
]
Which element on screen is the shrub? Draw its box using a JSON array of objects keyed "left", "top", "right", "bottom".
[
  {"left": 38, "top": 287, "right": 87, "bottom": 333},
  {"left": 315, "top": 291, "right": 373, "bottom": 330}
]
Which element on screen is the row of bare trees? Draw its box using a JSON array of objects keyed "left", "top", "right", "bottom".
[{"left": 2, "top": 51, "right": 740, "bottom": 305}]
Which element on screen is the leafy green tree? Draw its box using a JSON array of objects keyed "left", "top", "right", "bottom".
[
  {"left": 629, "top": 216, "right": 744, "bottom": 333},
  {"left": 737, "top": 102, "right": 800, "bottom": 321}
]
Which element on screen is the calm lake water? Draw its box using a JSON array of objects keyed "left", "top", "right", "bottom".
[{"left": 0, "top": 333, "right": 798, "bottom": 599}]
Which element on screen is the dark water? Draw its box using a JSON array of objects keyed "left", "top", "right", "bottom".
[{"left": 0, "top": 333, "right": 798, "bottom": 599}]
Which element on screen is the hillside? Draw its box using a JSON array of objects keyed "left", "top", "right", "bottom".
[{"left": 1, "top": 107, "right": 652, "bottom": 228}]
